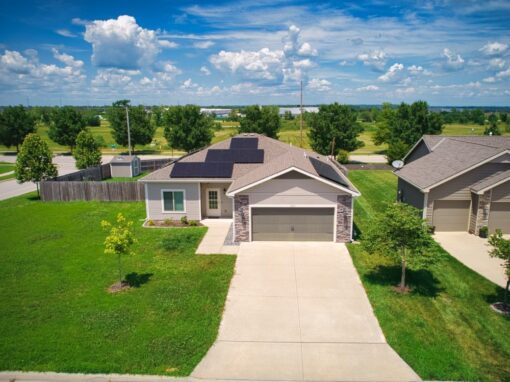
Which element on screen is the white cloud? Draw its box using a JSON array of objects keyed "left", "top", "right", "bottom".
[
  {"left": 483, "top": 76, "right": 496, "bottom": 83},
  {"left": 480, "top": 41, "right": 509, "bottom": 56},
  {"left": 442, "top": 48, "right": 465, "bottom": 70},
  {"left": 71, "top": 18, "right": 89, "bottom": 26},
  {"left": 84, "top": 15, "right": 161, "bottom": 69},
  {"left": 356, "top": 50, "right": 386, "bottom": 71},
  {"left": 298, "top": 42, "right": 317, "bottom": 56},
  {"left": 200, "top": 66, "right": 211, "bottom": 75},
  {"left": 193, "top": 41, "right": 215, "bottom": 49},
  {"left": 496, "top": 67, "right": 510, "bottom": 79},
  {"left": 408, "top": 65, "right": 431, "bottom": 76},
  {"left": 52, "top": 49, "right": 83, "bottom": 68},
  {"left": 55, "top": 29, "right": 77, "bottom": 38},
  {"left": 159, "top": 40, "right": 178, "bottom": 49},
  {"left": 180, "top": 78, "right": 198, "bottom": 89},
  {"left": 308, "top": 78, "right": 331, "bottom": 91},
  {"left": 356, "top": 85, "right": 379, "bottom": 91},
  {"left": 395, "top": 87, "right": 415, "bottom": 95},
  {"left": 378, "top": 63, "right": 405, "bottom": 82},
  {"left": 489, "top": 58, "right": 506, "bottom": 69}
]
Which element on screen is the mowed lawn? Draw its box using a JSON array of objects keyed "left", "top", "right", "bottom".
[
  {"left": 0, "top": 195, "right": 235, "bottom": 376},
  {"left": 347, "top": 170, "right": 510, "bottom": 382}
]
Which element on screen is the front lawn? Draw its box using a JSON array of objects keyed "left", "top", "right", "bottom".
[
  {"left": 0, "top": 195, "right": 235, "bottom": 376},
  {"left": 348, "top": 170, "right": 510, "bottom": 382},
  {"left": 0, "top": 161, "right": 14, "bottom": 174}
]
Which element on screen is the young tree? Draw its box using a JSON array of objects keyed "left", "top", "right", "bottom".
[
  {"left": 73, "top": 130, "right": 102, "bottom": 169},
  {"left": 163, "top": 105, "right": 214, "bottom": 152},
  {"left": 239, "top": 105, "right": 281, "bottom": 138},
  {"left": 48, "top": 106, "right": 86, "bottom": 151},
  {"left": 0, "top": 105, "right": 36, "bottom": 152},
  {"left": 362, "top": 203, "right": 438, "bottom": 292},
  {"left": 488, "top": 230, "right": 510, "bottom": 308},
  {"left": 107, "top": 100, "right": 155, "bottom": 152},
  {"left": 101, "top": 213, "right": 137, "bottom": 287},
  {"left": 484, "top": 114, "right": 501, "bottom": 136},
  {"left": 308, "top": 103, "right": 364, "bottom": 155},
  {"left": 283, "top": 110, "right": 294, "bottom": 120},
  {"left": 15, "top": 133, "right": 57, "bottom": 197}
]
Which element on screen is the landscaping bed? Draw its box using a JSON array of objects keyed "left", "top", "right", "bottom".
[
  {"left": 348, "top": 170, "right": 510, "bottom": 382},
  {"left": 144, "top": 219, "right": 203, "bottom": 228},
  {"left": 0, "top": 194, "right": 235, "bottom": 376}
]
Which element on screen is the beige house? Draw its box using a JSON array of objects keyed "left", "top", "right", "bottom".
[
  {"left": 140, "top": 134, "right": 360, "bottom": 243},
  {"left": 395, "top": 136, "right": 510, "bottom": 234}
]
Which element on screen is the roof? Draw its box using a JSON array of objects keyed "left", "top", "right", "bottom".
[
  {"left": 111, "top": 155, "right": 138, "bottom": 163},
  {"left": 470, "top": 169, "right": 510, "bottom": 193},
  {"left": 141, "top": 133, "right": 360, "bottom": 196},
  {"left": 395, "top": 136, "right": 510, "bottom": 190}
]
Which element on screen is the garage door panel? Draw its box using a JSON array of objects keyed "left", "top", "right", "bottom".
[
  {"left": 433, "top": 200, "right": 470, "bottom": 231},
  {"left": 489, "top": 202, "right": 510, "bottom": 234},
  {"left": 252, "top": 207, "right": 334, "bottom": 241}
]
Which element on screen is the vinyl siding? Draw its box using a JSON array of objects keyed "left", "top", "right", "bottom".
[
  {"left": 405, "top": 141, "right": 430, "bottom": 164},
  {"left": 491, "top": 181, "right": 510, "bottom": 202},
  {"left": 111, "top": 163, "right": 132, "bottom": 177},
  {"left": 398, "top": 178, "right": 425, "bottom": 210},
  {"left": 145, "top": 182, "right": 200, "bottom": 221},
  {"left": 200, "top": 182, "right": 233, "bottom": 218}
]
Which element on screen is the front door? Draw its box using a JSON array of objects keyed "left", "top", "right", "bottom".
[{"left": 206, "top": 188, "right": 221, "bottom": 217}]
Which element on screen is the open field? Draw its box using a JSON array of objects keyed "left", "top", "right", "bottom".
[
  {"left": 0, "top": 195, "right": 235, "bottom": 375},
  {"left": 347, "top": 170, "right": 510, "bottom": 382}
]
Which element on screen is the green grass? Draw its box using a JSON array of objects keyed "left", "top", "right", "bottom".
[
  {"left": 0, "top": 161, "right": 15, "bottom": 174},
  {"left": 0, "top": 172, "right": 16, "bottom": 181},
  {"left": 104, "top": 172, "right": 149, "bottom": 182},
  {"left": 347, "top": 170, "right": 510, "bottom": 382},
  {"left": 0, "top": 195, "right": 235, "bottom": 375}
]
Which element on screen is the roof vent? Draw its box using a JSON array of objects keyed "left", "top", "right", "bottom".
[{"left": 303, "top": 151, "right": 307, "bottom": 158}]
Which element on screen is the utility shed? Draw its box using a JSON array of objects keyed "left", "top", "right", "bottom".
[{"left": 110, "top": 155, "right": 141, "bottom": 178}]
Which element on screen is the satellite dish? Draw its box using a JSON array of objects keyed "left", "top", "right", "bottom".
[{"left": 392, "top": 160, "right": 404, "bottom": 169}]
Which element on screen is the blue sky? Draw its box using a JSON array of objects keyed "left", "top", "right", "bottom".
[{"left": 1, "top": 0, "right": 509, "bottom": 106}]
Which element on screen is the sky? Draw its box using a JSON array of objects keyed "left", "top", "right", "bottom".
[{"left": 0, "top": 0, "right": 509, "bottom": 106}]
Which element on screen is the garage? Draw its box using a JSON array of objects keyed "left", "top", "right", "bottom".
[
  {"left": 251, "top": 207, "right": 334, "bottom": 241},
  {"left": 489, "top": 202, "right": 510, "bottom": 233},
  {"left": 433, "top": 200, "right": 470, "bottom": 231}
]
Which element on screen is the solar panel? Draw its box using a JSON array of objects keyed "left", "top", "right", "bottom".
[
  {"left": 170, "top": 162, "right": 233, "bottom": 178},
  {"left": 206, "top": 149, "right": 264, "bottom": 163},
  {"left": 230, "top": 137, "right": 258, "bottom": 149},
  {"left": 309, "top": 157, "right": 348, "bottom": 187}
]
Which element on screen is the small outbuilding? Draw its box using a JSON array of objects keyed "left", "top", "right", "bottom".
[{"left": 110, "top": 155, "right": 141, "bottom": 178}]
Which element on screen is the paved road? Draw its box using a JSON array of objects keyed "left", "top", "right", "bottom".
[
  {"left": 0, "top": 154, "right": 173, "bottom": 201},
  {"left": 349, "top": 154, "right": 387, "bottom": 163},
  {"left": 193, "top": 242, "right": 420, "bottom": 382}
]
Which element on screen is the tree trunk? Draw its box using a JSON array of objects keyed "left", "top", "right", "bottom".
[
  {"left": 118, "top": 252, "right": 123, "bottom": 284},
  {"left": 400, "top": 248, "right": 407, "bottom": 290},
  {"left": 505, "top": 279, "right": 509, "bottom": 307},
  {"left": 36, "top": 182, "right": 40, "bottom": 198}
]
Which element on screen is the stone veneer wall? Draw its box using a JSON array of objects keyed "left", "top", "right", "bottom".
[
  {"left": 473, "top": 190, "right": 492, "bottom": 235},
  {"left": 336, "top": 195, "right": 353, "bottom": 242},
  {"left": 234, "top": 195, "right": 250, "bottom": 242}
]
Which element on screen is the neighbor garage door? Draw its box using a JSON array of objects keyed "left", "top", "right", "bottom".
[
  {"left": 252, "top": 207, "right": 334, "bottom": 241},
  {"left": 489, "top": 202, "right": 510, "bottom": 234},
  {"left": 432, "top": 200, "right": 470, "bottom": 231}
]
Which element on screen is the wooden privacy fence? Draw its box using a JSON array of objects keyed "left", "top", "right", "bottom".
[
  {"left": 140, "top": 158, "right": 174, "bottom": 172},
  {"left": 40, "top": 181, "right": 145, "bottom": 202},
  {"left": 54, "top": 163, "right": 111, "bottom": 181}
]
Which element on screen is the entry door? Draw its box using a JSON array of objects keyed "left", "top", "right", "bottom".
[{"left": 206, "top": 188, "right": 221, "bottom": 217}]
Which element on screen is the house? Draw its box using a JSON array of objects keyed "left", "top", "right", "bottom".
[
  {"left": 139, "top": 133, "right": 360, "bottom": 242},
  {"left": 395, "top": 135, "right": 510, "bottom": 234},
  {"left": 110, "top": 155, "right": 141, "bottom": 178}
]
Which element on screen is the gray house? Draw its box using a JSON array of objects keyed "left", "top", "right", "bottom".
[
  {"left": 140, "top": 134, "right": 360, "bottom": 242},
  {"left": 395, "top": 135, "right": 510, "bottom": 234},
  {"left": 110, "top": 155, "right": 141, "bottom": 178}
]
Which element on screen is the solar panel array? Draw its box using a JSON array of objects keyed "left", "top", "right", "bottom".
[
  {"left": 170, "top": 162, "right": 233, "bottom": 178},
  {"left": 206, "top": 149, "right": 264, "bottom": 163},
  {"left": 309, "top": 157, "right": 348, "bottom": 187},
  {"left": 230, "top": 137, "right": 258, "bottom": 149}
]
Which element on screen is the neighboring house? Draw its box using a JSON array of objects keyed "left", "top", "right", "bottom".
[
  {"left": 140, "top": 133, "right": 360, "bottom": 242},
  {"left": 110, "top": 155, "right": 141, "bottom": 178},
  {"left": 395, "top": 135, "right": 510, "bottom": 234}
]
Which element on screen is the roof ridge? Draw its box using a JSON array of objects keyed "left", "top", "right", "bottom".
[{"left": 445, "top": 136, "right": 506, "bottom": 149}]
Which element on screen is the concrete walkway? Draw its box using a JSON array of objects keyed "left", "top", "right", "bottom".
[
  {"left": 435, "top": 232, "right": 507, "bottom": 288},
  {"left": 192, "top": 242, "right": 420, "bottom": 382},
  {"left": 195, "top": 219, "right": 239, "bottom": 255}
]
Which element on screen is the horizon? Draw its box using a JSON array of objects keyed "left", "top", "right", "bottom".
[{"left": 1, "top": 0, "right": 510, "bottom": 106}]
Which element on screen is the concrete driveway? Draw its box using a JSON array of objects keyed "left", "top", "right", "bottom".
[
  {"left": 192, "top": 242, "right": 420, "bottom": 382},
  {"left": 435, "top": 232, "right": 507, "bottom": 288}
]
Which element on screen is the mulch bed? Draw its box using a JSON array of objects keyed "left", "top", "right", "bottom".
[
  {"left": 491, "top": 302, "right": 510, "bottom": 315},
  {"left": 108, "top": 281, "right": 131, "bottom": 293},
  {"left": 143, "top": 220, "right": 203, "bottom": 228}
]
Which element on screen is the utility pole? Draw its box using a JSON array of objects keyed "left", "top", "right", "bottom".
[
  {"left": 331, "top": 137, "right": 336, "bottom": 157},
  {"left": 125, "top": 106, "right": 132, "bottom": 156},
  {"left": 300, "top": 80, "right": 303, "bottom": 148}
]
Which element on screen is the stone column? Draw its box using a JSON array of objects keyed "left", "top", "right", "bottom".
[
  {"left": 336, "top": 195, "right": 352, "bottom": 242},
  {"left": 234, "top": 195, "right": 250, "bottom": 242},
  {"left": 474, "top": 190, "right": 492, "bottom": 235}
]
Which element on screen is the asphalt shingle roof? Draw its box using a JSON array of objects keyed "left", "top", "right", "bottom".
[
  {"left": 470, "top": 169, "right": 510, "bottom": 193},
  {"left": 395, "top": 135, "right": 510, "bottom": 190}
]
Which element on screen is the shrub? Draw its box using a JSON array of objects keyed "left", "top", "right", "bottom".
[
  {"left": 479, "top": 226, "right": 489, "bottom": 238},
  {"left": 164, "top": 219, "right": 172, "bottom": 226},
  {"left": 336, "top": 149, "right": 349, "bottom": 164},
  {"left": 147, "top": 219, "right": 155, "bottom": 226},
  {"left": 189, "top": 220, "right": 198, "bottom": 226},
  {"left": 427, "top": 225, "right": 436, "bottom": 234},
  {"left": 180, "top": 216, "right": 188, "bottom": 225}
]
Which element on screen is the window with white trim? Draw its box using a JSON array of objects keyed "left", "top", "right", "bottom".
[{"left": 162, "top": 190, "right": 185, "bottom": 212}]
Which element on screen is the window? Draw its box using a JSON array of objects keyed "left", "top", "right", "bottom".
[{"left": 162, "top": 190, "right": 185, "bottom": 212}]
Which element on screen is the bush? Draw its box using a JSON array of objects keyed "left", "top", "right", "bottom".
[
  {"left": 147, "top": 219, "right": 155, "bottom": 226},
  {"left": 180, "top": 216, "right": 188, "bottom": 225},
  {"left": 479, "top": 226, "right": 489, "bottom": 238},
  {"left": 189, "top": 220, "right": 198, "bottom": 226},
  {"left": 164, "top": 219, "right": 172, "bottom": 226},
  {"left": 336, "top": 149, "right": 349, "bottom": 164},
  {"left": 427, "top": 225, "right": 436, "bottom": 234}
]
